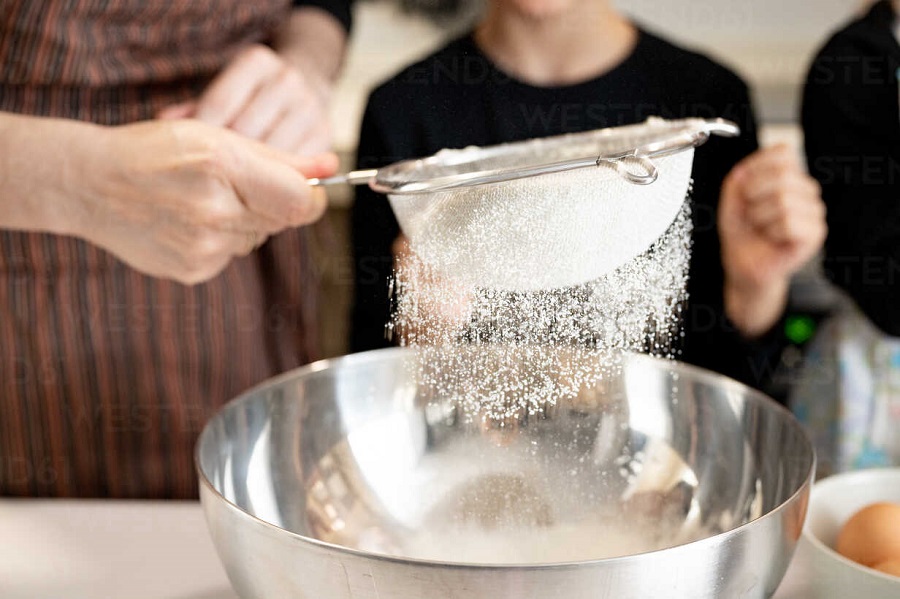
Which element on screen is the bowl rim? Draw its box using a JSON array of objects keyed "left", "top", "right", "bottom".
[
  {"left": 802, "top": 467, "right": 900, "bottom": 584},
  {"left": 195, "top": 348, "right": 816, "bottom": 570}
]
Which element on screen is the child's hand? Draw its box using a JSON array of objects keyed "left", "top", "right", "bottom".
[
  {"left": 718, "top": 144, "right": 827, "bottom": 338},
  {"left": 392, "top": 235, "right": 473, "bottom": 345}
]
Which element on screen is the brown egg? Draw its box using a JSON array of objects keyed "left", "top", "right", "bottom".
[
  {"left": 836, "top": 502, "right": 900, "bottom": 567},
  {"left": 873, "top": 558, "right": 900, "bottom": 578}
]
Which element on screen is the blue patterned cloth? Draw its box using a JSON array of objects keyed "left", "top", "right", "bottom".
[{"left": 791, "top": 301, "right": 900, "bottom": 477}]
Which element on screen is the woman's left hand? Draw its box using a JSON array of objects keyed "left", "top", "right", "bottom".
[
  {"left": 718, "top": 144, "right": 827, "bottom": 338},
  {"left": 157, "top": 43, "right": 331, "bottom": 155}
]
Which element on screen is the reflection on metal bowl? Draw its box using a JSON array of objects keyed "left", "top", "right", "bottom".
[{"left": 196, "top": 348, "right": 814, "bottom": 599}]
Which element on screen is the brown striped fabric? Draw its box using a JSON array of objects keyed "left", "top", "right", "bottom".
[{"left": 0, "top": 0, "right": 320, "bottom": 499}]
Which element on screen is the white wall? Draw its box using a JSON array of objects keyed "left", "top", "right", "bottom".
[
  {"left": 618, "top": 0, "right": 862, "bottom": 122},
  {"left": 620, "top": 0, "right": 858, "bottom": 44}
]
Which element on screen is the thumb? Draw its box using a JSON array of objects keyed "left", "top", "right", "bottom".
[
  {"left": 290, "top": 152, "right": 340, "bottom": 180},
  {"left": 250, "top": 139, "right": 339, "bottom": 180},
  {"left": 157, "top": 100, "right": 198, "bottom": 120}
]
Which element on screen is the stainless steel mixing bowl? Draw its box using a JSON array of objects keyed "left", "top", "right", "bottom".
[{"left": 196, "top": 348, "right": 814, "bottom": 599}]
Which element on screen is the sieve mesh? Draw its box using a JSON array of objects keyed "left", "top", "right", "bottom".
[{"left": 388, "top": 147, "right": 694, "bottom": 291}]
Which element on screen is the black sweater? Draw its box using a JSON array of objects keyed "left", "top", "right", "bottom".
[
  {"left": 352, "top": 29, "right": 786, "bottom": 393},
  {"left": 803, "top": 0, "right": 900, "bottom": 336}
]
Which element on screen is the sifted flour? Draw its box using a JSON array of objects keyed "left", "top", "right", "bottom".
[{"left": 389, "top": 200, "right": 693, "bottom": 422}]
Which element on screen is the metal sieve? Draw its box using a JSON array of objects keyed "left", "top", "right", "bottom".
[{"left": 315, "top": 117, "right": 739, "bottom": 290}]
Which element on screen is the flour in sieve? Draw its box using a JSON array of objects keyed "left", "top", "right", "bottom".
[
  {"left": 390, "top": 200, "right": 693, "bottom": 422},
  {"left": 388, "top": 150, "right": 695, "bottom": 292}
]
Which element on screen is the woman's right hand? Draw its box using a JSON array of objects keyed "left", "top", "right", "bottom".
[{"left": 72, "top": 119, "right": 337, "bottom": 284}]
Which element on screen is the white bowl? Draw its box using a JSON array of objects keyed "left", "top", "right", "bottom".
[{"left": 803, "top": 468, "right": 900, "bottom": 599}]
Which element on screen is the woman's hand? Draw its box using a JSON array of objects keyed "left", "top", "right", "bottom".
[
  {"left": 718, "top": 144, "right": 827, "bottom": 338},
  {"left": 157, "top": 43, "right": 332, "bottom": 155},
  {"left": 71, "top": 119, "right": 336, "bottom": 284}
]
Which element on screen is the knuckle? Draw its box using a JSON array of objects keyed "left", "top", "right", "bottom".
[
  {"left": 161, "top": 118, "right": 207, "bottom": 152},
  {"left": 191, "top": 231, "right": 226, "bottom": 259},
  {"left": 775, "top": 189, "right": 792, "bottom": 212},
  {"left": 197, "top": 198, "right": 238, "bottom": 229},
  {"left": 785, "top": 218, "right": 802, "bottom": 240},
  {"left": 245, "top": 44, "right": 276, "bottom": 65},
  {"left": 174, "top": 246, "right": 199, "bottom": 270},
  {"left": 191, "top": 150, "right": 233, "bottom": 195},
  {"left": 182, "top": 195, "right": 222, "bottom": 230},
  {"left": 810, "top": 178, "right": 823, "bottom": 196},
  {"left": 194, "top": 142, "right": 228, "bottom": 175},
  {"left": 278, "top": 66, "right": 303, "bottom": 88},
  {"left": 747, "top": 204, "right": 765, "bottom": 224}
]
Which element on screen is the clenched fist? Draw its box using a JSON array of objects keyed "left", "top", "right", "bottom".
[{"left": 718, "top": 144, "right": 827, "bottom": 337}]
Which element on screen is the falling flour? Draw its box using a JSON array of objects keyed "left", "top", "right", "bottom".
[{"left": 389, "top": 199, "right": 693, "bottom": 422}]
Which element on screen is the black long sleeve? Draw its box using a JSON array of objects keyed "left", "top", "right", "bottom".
[
  {"left": 802, "top": 0, "right": 900, "bottom": 336},
  {"left": 351, "top": 97, "right": 407, "bottom": 352}
]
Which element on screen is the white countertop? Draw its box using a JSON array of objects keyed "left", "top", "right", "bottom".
[
  {"left": 0, "top": 501, "right": 236, "bottom": 599},
  {"left": 0, "top": 500, "right": 813, "bottom": 598}
]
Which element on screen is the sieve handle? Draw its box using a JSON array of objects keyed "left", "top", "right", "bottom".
[
  {"left": 599, "top": 155, "right": 659, "bottom": 185},
  {"left": 307, "top": 169, "right": 378, "bottom": 187}
]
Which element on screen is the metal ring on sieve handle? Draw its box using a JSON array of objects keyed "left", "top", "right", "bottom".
[{"left": 600, "top": 155, "right": 659, "bottom": 185}]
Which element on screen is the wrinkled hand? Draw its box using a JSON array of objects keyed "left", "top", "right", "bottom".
[
  {"left": 77, "top": 119, "right": 337, "bottom": 285},
  {"left": 718, "top": 144, "right": 827, "bottom": 337},
  {"left": 158, "top": 44, "right": 331, "bottom": 154}
]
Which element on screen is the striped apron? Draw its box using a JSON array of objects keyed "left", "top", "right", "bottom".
[{"left": 0, "top": 0, "right": 320, "bottom": 499}]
